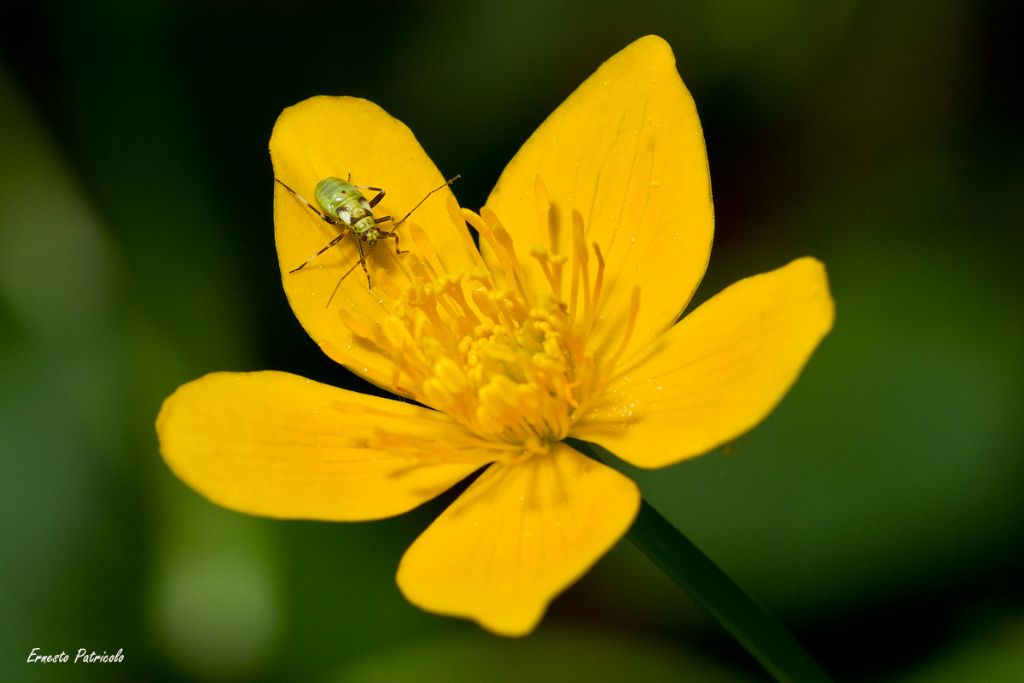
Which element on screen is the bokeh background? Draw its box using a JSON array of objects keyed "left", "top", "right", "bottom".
[{"left": 1, "top": 1, "right": 1022, "bottom": 681}]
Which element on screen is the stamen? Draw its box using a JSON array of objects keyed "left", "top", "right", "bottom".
[
  {"left": 461, "top": 208, "right": 521, "bottom": 297},
  {"left": 407, "top": 222, "right": 444, "bottom": 280},
  {"left": 379, "top": 315, "right": 414, "bottom": 355},
  {"left": 530, "top": 246, "right": 559, "bottom": 293},
  {"left": 533, "top": 176, "right": 561, "bottom": 291},
  {"left": 481, "top": 208, "right": 534, "bottom": 308},
  {"left": 471, "top": 286, "right": 502, "bottom": 323},
  {"left": 440, "top": 276, "right": 481, "bottom": 332},
  {"left": 567, "top": 210, "right": 586, "bottom": 324},
  {"left": 591, "top": 243, "right": 605, "bottom": 309},
  {"left": 420, "top": 299, "right": 456, "bottom": 349},
  {"left": 446, "top": 195, "right": 488, "bottom": 270},
  {"left": 572, "top": 210, "right": 593, "bottom": 330}
]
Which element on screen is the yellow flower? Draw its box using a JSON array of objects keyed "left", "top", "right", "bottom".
[{"left": 157, "top": 36, "right": 833, "bottom": 636}]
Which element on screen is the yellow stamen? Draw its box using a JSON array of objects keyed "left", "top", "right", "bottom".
[
  {"left": 482, "top": 207, "right": 534, "bottom": 307},
  {"left": 586, "top": 243, "right": 605, "bottom": 336},
  {"left": 571, "top": 210, "right": 592, "bottom": 329},
  {"left": 534, "top": 175, "right": 564, "bottom": 297},
  {"left": 463, "top": 209, "right": 520, "bottom": 298}
]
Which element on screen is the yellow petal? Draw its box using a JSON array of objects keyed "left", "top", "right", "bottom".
[
  {"left": 573, "top": 257, "right": 834, "bottom": 468},
  {"left": 270, "top": 97, "right": 479, "bottom": 389},
  {"left": 486, "top": 35, "right": 713, "bottom": 362},
  {"left": 396, "top": 443, "right": 640, "bottom": 636},
  {"left": 157, "top": 371, "right": 492, "bottom": 521}
]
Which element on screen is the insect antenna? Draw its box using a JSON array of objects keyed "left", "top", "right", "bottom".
[
  {"left": 392, "top": 174, "right": 461, "bottom": 228},
  {"left": 326, "top": 259, "right": 362, "bottom": 308}
]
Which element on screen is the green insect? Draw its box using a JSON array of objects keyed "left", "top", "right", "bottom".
[{"left": 275, "top": 173, "right": 459, "bottom": 303}]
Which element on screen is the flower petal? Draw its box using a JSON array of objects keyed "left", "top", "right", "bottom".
[
  {"left": 396, "top": 443, "right": 640, "bottom": 636},
  {"left": 486, "top": 35, "right": 713, "bottom": 362},
  {"left": 572, "top": 257, "right": 834, "bottom": 468},
  {"left": 157, "top": 371, "right": 492, "bottom": 521},
  {"left": 270, "top": 97, "right": 479, "bottom": 389}
]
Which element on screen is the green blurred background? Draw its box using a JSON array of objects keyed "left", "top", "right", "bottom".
[{"left": 1, "top": 1, "right": 1021, "bottom": 680}]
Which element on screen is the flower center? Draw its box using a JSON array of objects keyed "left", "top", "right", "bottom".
[{"left": 342, "top": 177, "right": 638, "bottom": 461}]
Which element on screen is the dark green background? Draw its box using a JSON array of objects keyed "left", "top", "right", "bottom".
[{"left": 2, "top": 1, "right": 1021, "bottom": 681}]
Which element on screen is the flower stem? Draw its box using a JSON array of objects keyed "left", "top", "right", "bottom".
[{"left": 569, "top": 439, "right": 832, "bottom": 683}]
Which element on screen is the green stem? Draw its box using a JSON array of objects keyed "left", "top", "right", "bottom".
[{"left": 569, "top": 439, "right": 832, "bottom": 683}]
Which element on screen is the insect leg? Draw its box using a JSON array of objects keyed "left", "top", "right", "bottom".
[
  {"left": 347, "top": 182, "right": 387, "bottom": 208},
  {"left": 365, "top": 187, "right": 386, "bottom": 208},
  {"left": 374, "top": 215, "right": 393, "bottom": 224},
  {"left": 325, "top": 259, "right": 361, "bottom": 308},
  {"left": 393, "top": 175, "right": 461, "bottom": 227},
  {"left": 274, "top": 178, "right": 335, "bottom": 225},
  {"left": 289, "top": 231, "right": 347, "bottom": 273},
  {"left": 380, "top": 230, "right": 408, "bottom": 255},
  {"left": 356, "top": 239, "right": 372, "bottom": 289}
]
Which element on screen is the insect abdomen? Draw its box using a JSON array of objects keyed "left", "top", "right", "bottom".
[{"left": 314, "top": 177, "right": 373, "bottom": 231}]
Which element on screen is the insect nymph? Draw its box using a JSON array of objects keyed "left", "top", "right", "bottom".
[{"left": 275, "top": 173, "right": 458, "bottom": 303}]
